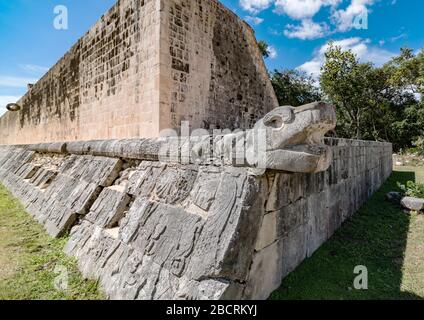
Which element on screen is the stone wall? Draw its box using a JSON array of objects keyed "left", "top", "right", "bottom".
[
  {"left": 0, "top": 0, "right": 162, "bottom": 144},
  {"left": 247, "top": 138, "right": 393, "bottom": 298},
  {"left": 0, "top": 0, "right": 277, "bottom": 145},
  {"left": 159, "top": 0, "right": 277, "bottom": 131},
  {"left": 0, "top": 138, "right": 392, "bottom": 299}
]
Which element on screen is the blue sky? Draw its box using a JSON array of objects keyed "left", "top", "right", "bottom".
[{"left": 0, "top": 0, "right": 423, "bottom": 114}]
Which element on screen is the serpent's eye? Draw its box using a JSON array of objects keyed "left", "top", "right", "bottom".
[
  {"left": 264, "top": 107, "right": 294, "bottom": 128},
  {"left": 266, "top": 116, "right": 284, "bottom": 128}
]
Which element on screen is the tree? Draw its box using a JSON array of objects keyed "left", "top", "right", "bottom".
[
  {"left": 270, "top": 69, "right": 321, "bottom": 106},
  {"left": 320, "top": 43, "right": 373, "bottom": 139},
  {"left": 391, "top": 102, "right": 424, "bottom": 151},
  {"left": 384, "top": 47, "right": 424, "bottom": 95},
  {"left": 320, "top": 42, "right": 423, "bottom": 149}
]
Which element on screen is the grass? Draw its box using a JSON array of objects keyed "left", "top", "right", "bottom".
[
  {"left": 271, "top": 168, "right": 424, "bottom": 300},
  {"left": 0, "top": 185, "right": 104, "bottom": 300}
]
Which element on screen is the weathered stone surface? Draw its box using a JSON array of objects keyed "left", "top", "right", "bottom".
[
  {"left": 401, "top": 197, "right": 424, "bottom": 211},
  {"left": 29, "top": 168, "right": 57, "bottom": 188},
  {"left": 15, "top": 163, "right": 40, "bottom": 180},
  {"left": 85, "top": 186, "right": 130, "bottom": 228},
  {"left": 29, "top": 142, "right": 67, "bottom": 154},
  {"left": 64, "top": 165, "right": 263, "bottom": 300},
  {"left": 0, "top": 137, "right": 393, "bottom": 300},
  {"left": 244, "top": 239, "right": 283, "bottom": 300},
  {"left": 190, "top": 102, "right": 337, "bottom": 173},
  {"left": 255, "top": 212, "right": 277, "bottom": 251},
  {"left": 247, "top": 102, "right": 337, "bottom": 173},
  {"left": 0, "top": 148, "right": 123, "bottom": 237},
  {"left": 0, "top": 0, "right": 278, "bottom": 145}
]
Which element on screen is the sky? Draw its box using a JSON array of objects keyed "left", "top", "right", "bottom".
[{"left": 0, "top": 0, "right": 423, "bottom": 115}]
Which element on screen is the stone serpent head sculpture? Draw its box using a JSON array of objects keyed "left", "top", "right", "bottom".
[
  {"left": 205, "top": 101, "right": 336, "bottom": 174},
  {"left": 245, "top": 101, "right": 337, "bottom": 173},
  {"left": 168, "top": 101, "right": 337, "bottom": 174}
]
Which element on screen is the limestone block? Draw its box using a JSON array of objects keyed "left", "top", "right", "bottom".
[
  {"left": 60, "top": 155, "right": 122, "bottom": 187},
  {"left": 306, "top": 192, "right": 329, "bottom": 257},
  {"left": 30, "top": 168, "right": 57, "bottom": 189},
  {"left": 276, "top": 198, "right": 307, "bottom": 239},
  {"left": 255, "top": 212, "right": 277, "bottom": 251},
  {"left": 85, "top": 186, "right": 131, "bottom": 228},
  {"left": 66, "top": 141, "right": 92, "bottom": 155},
  {"left": 125, "top": 161, "right": 166, "bottom": 197},
  {"left": 266, "top": 173, "right": 304, "bottom": 212},
  {"left": 280, "top": 223, "right": 308, "bottom": 279},
  {"left": 188, "top": 167, "right": 221, "bottom": 211},
  {"left": 29, "top": 142, "right": 67, "bottom": 154},
  {"left": 152, "top": 165, "right": 198, "bottom": 204},
  {"left": 244, "top": 239, "right": 284, "bottom": 300},
  {"left": 121, "top": 198, "right": 205, "bottom": 275},
  {"left": 15, "top": 163, "right": 40, "bottom": 179},
  {"left": 401, "top": 197, "right": 424, "bottom": 211}
]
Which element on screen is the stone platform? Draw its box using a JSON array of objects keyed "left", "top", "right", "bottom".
[{"left": 0, "top": 137, "right": 392, "bottom": 299}]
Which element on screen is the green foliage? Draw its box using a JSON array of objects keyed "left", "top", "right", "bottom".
[
  {"left": 397, "top": 180, "right": 424, "bottom": 198},
  {"left": 413, "top": 137, "right": 424, "bottom": 156},
  {"left": 258, "top": 40, "right": 270, "bottom": 58},
  {"left": 317, "top": 43, "right": 424, "bottom": 149},
  {"left": 384, "top": 47, "right": 424, "bottom": 95},
  {"left": 390, "top": 102, "right": 424, "bottom": 151},
  {"left": 267, "top": 43, "right": 422, "bottom": 149},
  {"left": 270, "top": 69, "right": 321, "bottom": 107},
  {"left": 320, "top": 43, "right": 373, "bottom": 139}
]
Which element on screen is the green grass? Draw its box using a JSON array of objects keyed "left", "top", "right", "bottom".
[
  {"left": 0, "top": 185, "right": 104, "bottom": 300},
  {"left": 271, "top": 168, "right": 424, "bottom": 300}
]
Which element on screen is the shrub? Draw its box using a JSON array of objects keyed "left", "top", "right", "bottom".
[
  {"left": 413, "top": 137, "right": 424, "bottom": 156},
  {"left": 397, "top": 180, "right": 424, "bottom": 198}
]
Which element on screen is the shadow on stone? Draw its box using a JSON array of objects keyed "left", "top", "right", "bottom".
[{"left": 270, "top": 171, "right": 423, "bottom": 300}]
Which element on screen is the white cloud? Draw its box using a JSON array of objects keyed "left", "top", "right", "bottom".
[
  {"left": 239, "top": 0, "right": 380, "bottom": 40},
  {"left": 298, "top": 59, "right": 322, "bottom": 78},
  {"left": 0, "top": 95, "right": 22, "bottom": 116},
  {"left": 274, "top": 0, "right": 341, "bottom": 20},
  {"left": 245, "top": 15, "right": 265, "bottom": 25},
  {"left": 297, "top": 37, "right": 396, "bottom": 78},
  {"left": 332, "top": 0, "right": 374, "bottom": 32},
  {"left": 268, "top": 45, "right": 278, "bottom": 58},
  {"left": 389, "top": 33, "right": 407, "bottom": 43},
  {"left": 239, "top": 0, "right": 273, "bottom": 14},
  {"left": 284, "top": 19, "right": 329, "bottom": 40},
  {"left": 0, "top": 76, "right": 38, "bottom": 88},
  {"left": 268, "top": 27, "right": 283, "bottom": 36},
  {"left": 19, "top": 64, "right": 49, "bottom": 75}
]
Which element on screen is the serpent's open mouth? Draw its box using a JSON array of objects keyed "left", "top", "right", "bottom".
[
  {"left": 284, "top": 143, "right": 329, "bottom": 156},
  {"left": 257, "top": 102, "right": 337, "bottom": 173},
  {"left": 283, "top": 128, "right": 331, "bottom": 156}
]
